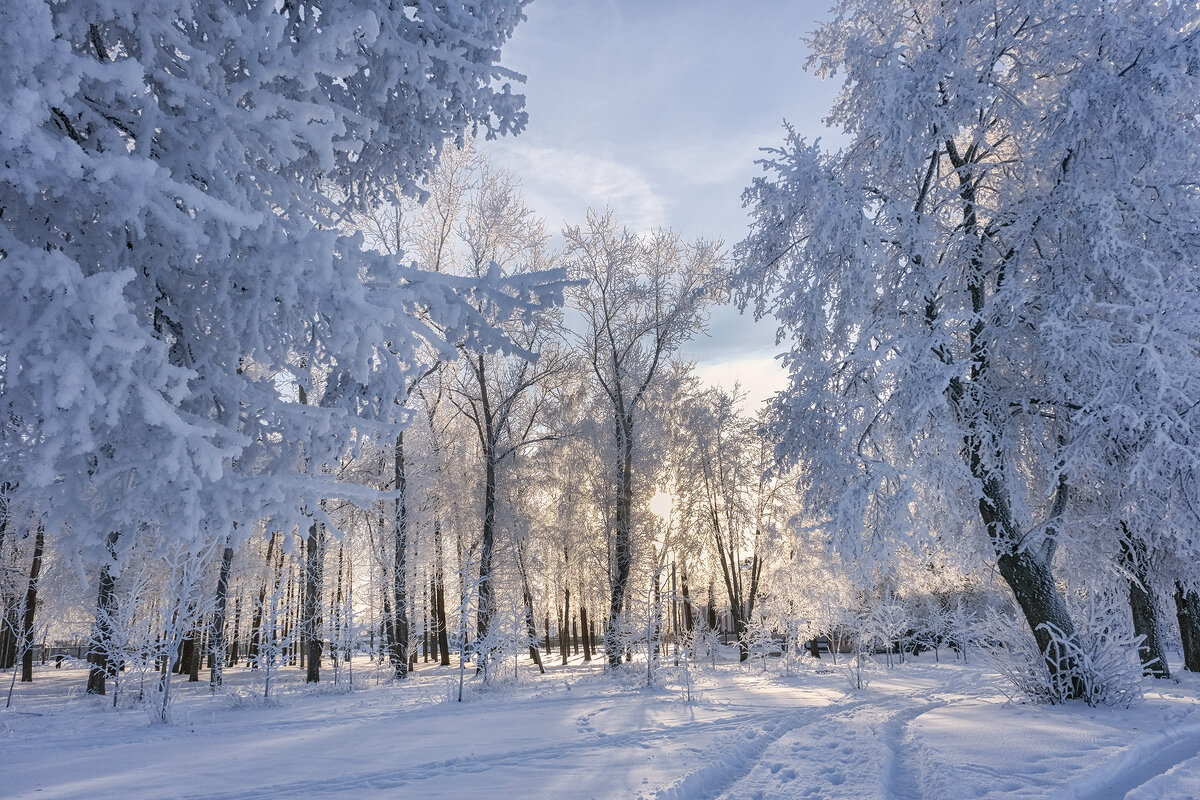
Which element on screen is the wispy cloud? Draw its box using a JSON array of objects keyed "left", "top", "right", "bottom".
[{"left": 490, "top": 143, "right": 666, "bottom": 233}]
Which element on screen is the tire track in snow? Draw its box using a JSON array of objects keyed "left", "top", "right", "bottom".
[{"left": 1049, "top": 722, "right": 1200, "bottom": 800}]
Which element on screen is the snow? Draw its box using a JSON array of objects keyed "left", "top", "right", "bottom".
[{"left": 5, "top": 654, "right": 1200, "bottom": 799}]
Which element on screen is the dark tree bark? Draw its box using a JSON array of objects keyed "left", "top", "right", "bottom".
[
  {"left": 391, "top": 433, "right": 410, "bottom": 680},
  {"left": 332, "top": 543, "right": 345, "bottom": 667},
  {"left": 284, "top": 568, "right": 296, "bottom": 666},
  {"left": 680, "top": 568, "right": 694, "bottom": 633},
  {"left": 304, "top": 521, "right": 324, "bottom": 683},
  {"left": 985, "top": 482, "right": 1085, "bottom": 699},
  {"left": 706, "top": 582, "right": 718, "bottom": 632},
  {"left": 580, "top": 606, "right": 592, "bottom": 662},
  {"left": 19, "top": 523, "right": 45, "bottom": 682},
  {"left": 209, "top": 539, "right": 235, "bottom": 689},
  {"left": 433, "top": 518, "right": 451, "bottom": 666},
  {"left": 427, "top": 574, "right": 437, "bottom": 663},
  {"left": 421, "top": 572, "right": 431, "bottom": 663},
  {"left": 87, "top": 531, "right": 120, "bottom": 695},
  {"left": 476, "top": 437, "right": 497, "bottom": 658},
  {"left": 0, "top": 490, "right": 16, "bottom": 670},
  {"left": 521, "top": 585, "right": 545, "bottom": 674},
  {"left": 561, "top": 588, "right": 570, "bottom": 666},
  {"left": 1120, "top": 530, "right": 1169, "bottom": 678},
  {"left": 0, "top": 607, "right": 16, "bottom": 669},
  {"left": 247, "top": 533, "right": 279, "bottom": 667},
  {"left": 188, "top": 624, "right": 201, "bottom": 681},
  {"left": 381, "top": 586, "right": 395, "bottom": 665},
  {"left": 1176, "top": 583, "right": 1200, "bottom": 672},
  {"left": 944, "top": 139, "right": 1084, "bottom": 699},
  {"left": 228, "top": 595, "right": 241, "bottom": 668},
  {"left": 175, "top": 629, "right": 193, "bottom": 675}
]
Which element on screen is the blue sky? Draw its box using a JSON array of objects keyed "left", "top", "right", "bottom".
[{"left": 484, "top": 0, "right": 841, "bottom": 406}]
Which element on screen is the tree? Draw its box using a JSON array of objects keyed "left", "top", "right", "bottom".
[
  {"left": 446, "top": 156, "right": 569, "bottom": 677},
  {"left": 563, "top": 210, "right": 720, "bottom": 666},
  {"left": 0, "top": 0, "right": 558, "bottom": 693},
  {"left": 683, "top": 389, "right": 781, "bottom": 661},
  {"left": 734, "top": 0, "right": 1200, "bottom": 700},
  {"left": 350, "top": 143, "right": 570, "bottom": 677}
]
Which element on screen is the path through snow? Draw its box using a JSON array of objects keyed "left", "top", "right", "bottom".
[{"left": 3, "top": 656, "right": 1200, "bottom": 799}]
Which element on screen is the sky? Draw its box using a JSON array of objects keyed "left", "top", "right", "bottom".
[{"left": 483, "top": 0, "right": 842, "bottom": 408}]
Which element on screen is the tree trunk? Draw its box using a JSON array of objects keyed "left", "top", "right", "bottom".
[
  {"left": 561, "top": 588, "right": 570, "bottom": 666},
  {"left": 428, "top": 574, "right": 438, "bottom": 663},
  {"left": 651, "top": 572, "right": 663, "bottom": 661},
  {"left": 0, "top": 485, "right": 16, "bottom": 669},
  {"left": 706, "top": 582, "right": 718, "bottom": 632},
  {"left": 994, "top": 545, "right": 1084, "bottom": 697},
  {"left": 979, "top": 467, "right": 1084, "bottom": 698},
  {"left": 0, "top": 607, "right": 16, "bottom": 670},
  {"left": 392, "top": 433, "right": 410, "bottom": 679},
  {"left": 87, "top": 531, "right": 120, "bottom": 695},
  {"left": 304, "top": 521, "right": 324, "bottom": 683},
  {"left": 947, "top": 143, "right": 1084, "bottom": 699},
  {"left": 209, "top": 539, "right": 235, "bottom": 689},
  {"left": 20, "top": 523, "right": 45, "bottom": 682},
  {"left": 476, "top": 444, "right": 496, "bottom": 658},
  {"left": 607, "top": 414, "right": 635, "bottom": 667},
  {"left": 228, "top": 596, "right": 241, "bottom": 668},
  {"left": 381, "top": 587, "right": 395, "bottom": 666},
  {"left": 522, "top": 585, "right": 545, "bottom": 674},
  {"left": 248, "top": 533, "right": 279, "bottom": 667},
  {"left": 331, "top": 543, "right": 344, "bottom": 668},
  {"left": 434, "top": 518, "right": 451, "bottom": 666},
  {"left": 188, "top": 624, "right": 201, "bottom": 681},
  {"left": 681, "top": 568, "right": 694, "bottom": 633},
  {"left": 1120, "top": 532, "right": 1169, "bottom": 678},
  {"left": 580, "top": 606, "right": 592, "bottom": 661},
  {"left": 1175, "top": 583, "right": 1200, "bottom": 672}
]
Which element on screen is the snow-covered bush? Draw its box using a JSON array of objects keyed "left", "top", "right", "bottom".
[
  {"left": 741, "top": 618, "right": 776, "bottom": 672},
  {"left": 981, "top": 608, "right": 1145, "bottom": 707}
]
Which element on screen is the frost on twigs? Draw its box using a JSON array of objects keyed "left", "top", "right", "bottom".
[{"left": 981, "top": 610, "right": 1144, "bottom": 708}]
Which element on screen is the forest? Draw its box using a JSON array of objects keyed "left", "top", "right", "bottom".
[{"left": 2, "top": 1, "right": 1200, "bottom": 796}]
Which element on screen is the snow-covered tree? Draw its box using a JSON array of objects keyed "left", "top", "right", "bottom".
[
  {"left": 734, "top": 0, "right": 1200, "bottom": 699},
  {"left": 0, "top": 0, "right": 568, "bottom": 692},
  {"left": 563, "top": 210, "right": 721, "bottom": 667}
]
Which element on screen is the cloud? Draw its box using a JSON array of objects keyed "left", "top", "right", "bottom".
[
  {"left": 692, "top": 354, "right": 788, "bottom": 413},
  {"left": 488, "top": 142, "right": 666, "bottom": 233}
]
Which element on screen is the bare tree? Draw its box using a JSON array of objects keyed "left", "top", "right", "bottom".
[
  {"left": 449, "top": 159, "right": 569, "bottom": 677},
  {"left": 563, "top": 209, "right": 720, "bottom": 667}
]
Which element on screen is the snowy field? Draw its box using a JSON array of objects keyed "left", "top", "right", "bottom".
[{"left": 4, "top": 653, "right": 1200, "bottom": 800}]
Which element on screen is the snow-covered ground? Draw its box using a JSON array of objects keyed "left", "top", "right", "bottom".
[{"left": 4, "top": 652, "right": 1200, "bottom": 799}]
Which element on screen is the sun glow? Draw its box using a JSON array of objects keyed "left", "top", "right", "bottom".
[{"left": 649, "top": 490, "right": 673, "bottom": 519}]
